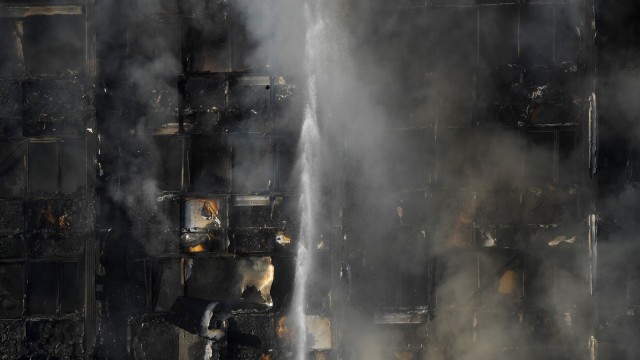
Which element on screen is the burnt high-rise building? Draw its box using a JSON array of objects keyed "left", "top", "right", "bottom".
[{"left": 0, "top": 0, "right": 639, "bottom": 359}]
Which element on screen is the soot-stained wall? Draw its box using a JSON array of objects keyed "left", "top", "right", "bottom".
[{"left": 0, "top": 2, "right": 96, "bottom": 359}]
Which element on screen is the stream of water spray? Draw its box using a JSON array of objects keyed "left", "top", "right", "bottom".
[{"left": 291, "top": 3, "right": 324, "bottom": 359}]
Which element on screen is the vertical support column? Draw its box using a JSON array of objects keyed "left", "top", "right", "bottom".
[
  {"left": 586, "top": 1, "right": 598, "bottom": 359},
  {"left": 329, "top": 112, "right": 347, "bottom": 358},
  {"left": 84, "top": 0, "right": 98, "bottom": 356}
]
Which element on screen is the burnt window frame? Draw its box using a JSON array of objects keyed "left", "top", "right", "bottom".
[
  {"left": 26, "top": 138, "right": 87, "bottom": 197},
  {"left": 26, "top": 260, "right": 84, "bottom": 317},
  {"left": 0, "top": 259, "right": 84, "bottom": 319}
]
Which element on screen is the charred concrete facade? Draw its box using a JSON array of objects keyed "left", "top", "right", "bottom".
[
  {"left": 0, "top": 1, "right": 96, "bottom": 359},
  {"left": 338, "top": 1, "right": 597, "bottom": 359},
  {"left": 0, "top": 0, "right": 638, "bottom": 359}
]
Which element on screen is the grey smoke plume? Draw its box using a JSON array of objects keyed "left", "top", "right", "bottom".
[{"left": 234, "top": 0, "right": 599, "bottom": 359}]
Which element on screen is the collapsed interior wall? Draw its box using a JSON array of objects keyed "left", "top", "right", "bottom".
[{"left": 0, "top": 0, "right": 639, "bottom": 359}]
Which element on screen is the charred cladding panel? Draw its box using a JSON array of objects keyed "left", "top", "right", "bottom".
[{"left": 0, "top": 2, "right": 94, "bottom": 358}]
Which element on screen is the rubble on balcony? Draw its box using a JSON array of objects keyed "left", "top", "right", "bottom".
[
  {"left": 184, "top": 76, "right": 228, "bottom": 133},
  {"left": 476, "top": 61, "right": 583, "bottom": 128},
  {"left": 23, "top": 78, "right": 86, "bottom": 136},
  {"left": 139, "top": 83, "right": 181, "bottom": 134},
  {"left": 375, "top": 308, "right": 429, "bottom": 325},
  {"left": 228, "top": 196, "right": 296, "bottom": 253}
]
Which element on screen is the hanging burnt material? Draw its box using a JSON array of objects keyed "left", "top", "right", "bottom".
[
  {"left": 182, "top": 197, "right": 225, "bottom": 253},
  {"left": 166, "top": 296, "right": 229, "bottom": 341}
]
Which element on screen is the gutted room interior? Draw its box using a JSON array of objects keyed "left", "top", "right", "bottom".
[{"left": 1, "top": 0, "right": 640, "bottom": 359}]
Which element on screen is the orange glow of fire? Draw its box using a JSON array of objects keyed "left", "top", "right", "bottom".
[
  {"left": 276, "top": 316, "right": 294, "bottom": 341},
  {"left": 395, "top": 352, "right": 415, "bottom": 360},
  {"left": 41, "top": 204, "right": 56, "bottom": 225},
  {"left": 448, "top": 194, "right": 478, "bottom": 248},
  {"left": 201, "top": 199, "right": 219, "bottom": 217},
  {"left": 39, "top": 204, "right": 67, "bottom": 230},
  {"left": 187, "top": 244, "right": 206, "bottom": 253}
]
